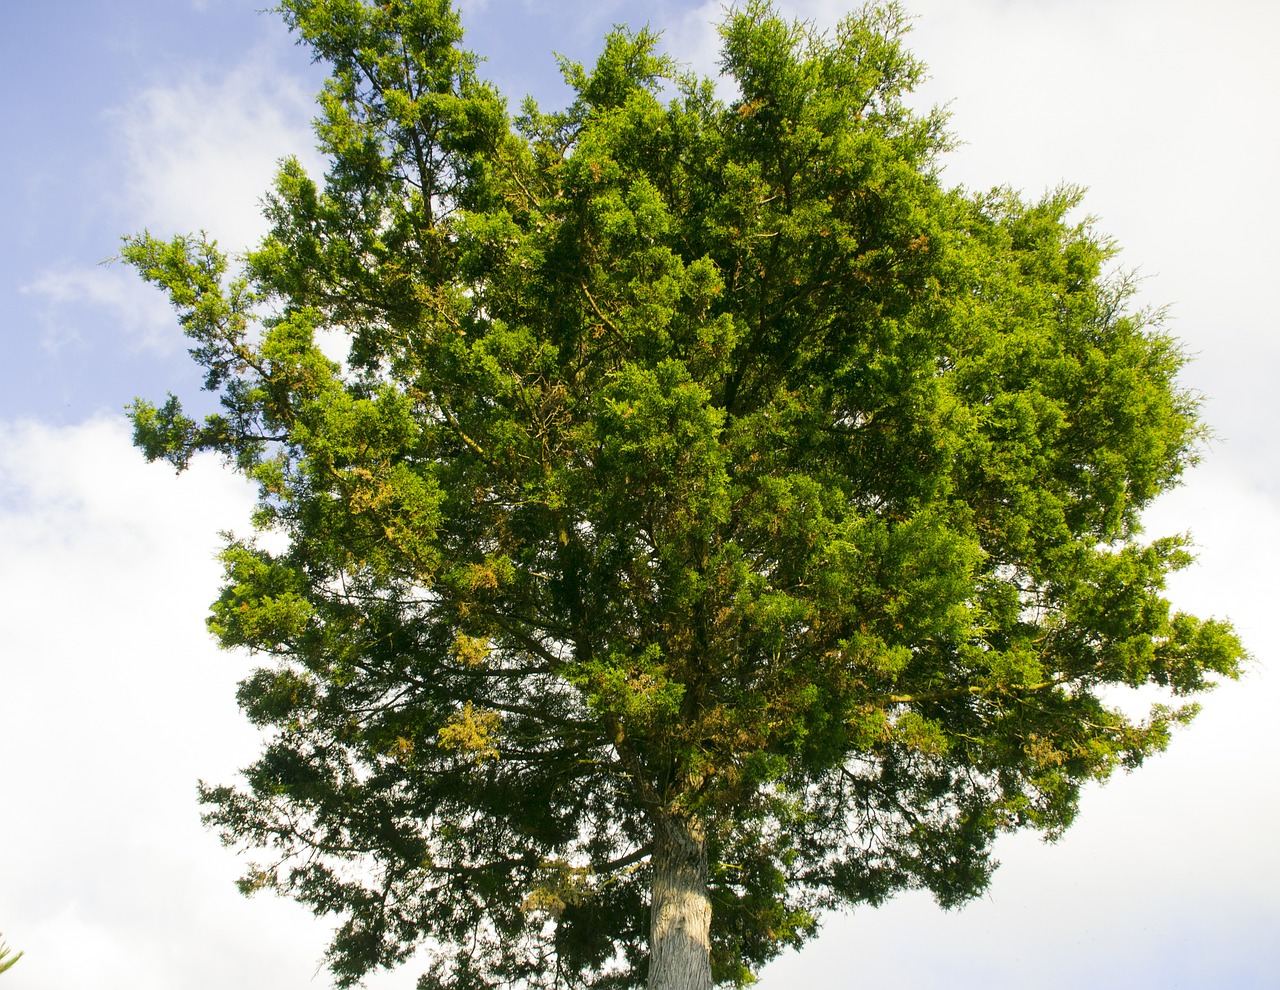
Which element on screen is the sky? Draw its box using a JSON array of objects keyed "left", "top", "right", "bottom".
[{"left": 1, "top": 1, "right": 1277, "bottom": 987}]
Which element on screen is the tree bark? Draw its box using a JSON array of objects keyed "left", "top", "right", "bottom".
[{"left": 649, "top": 816, "right": 713, "bottom": 990}]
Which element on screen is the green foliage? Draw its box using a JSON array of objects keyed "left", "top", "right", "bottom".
[
  {"left": 127, "top": 1, "right": 1245, "bottom": 987},
  {"left": 0, "top": 934, "right": 21, "bottom": 976}
]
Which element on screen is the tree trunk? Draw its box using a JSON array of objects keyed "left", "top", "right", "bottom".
[{"left": 649, "top": 816, "right": 713, "bottom": 990}]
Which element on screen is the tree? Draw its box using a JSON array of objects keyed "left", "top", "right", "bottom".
[{"left": 123, "top": 1, "right": 1245, "bottom": 988}]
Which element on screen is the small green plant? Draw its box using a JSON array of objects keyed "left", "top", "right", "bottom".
[{"left": 0, "top": 934, "right": 22, "bottom": 975}]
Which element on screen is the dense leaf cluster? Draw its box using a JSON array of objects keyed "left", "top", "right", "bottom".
[{"left": 125, "top": 1, "right": 1244, "bottom": 987}]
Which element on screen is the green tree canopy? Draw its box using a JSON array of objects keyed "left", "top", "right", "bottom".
[{"left": 124, "top": 1, "right": 1245, "bottom": 988}]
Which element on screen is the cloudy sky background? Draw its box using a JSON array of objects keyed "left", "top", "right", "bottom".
[{"left": 2, "top": 1, "right": 1277, "bottom": 987}]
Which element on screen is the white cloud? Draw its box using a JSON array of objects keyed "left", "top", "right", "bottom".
[
  {"left": 22, "top": 46, "right": 328, "bottom": 360},
  {"left": 660, "top": 1, "right": 727, "bottom": 82},
  {"left": 108, "top": 50, "right": 325, "bottom": 253},
  {"left": 0, "top": 417, "right": 324, "bottom": 989},
  {"left": 0, "top": 417, "right": 454, "bottom": 990},
  {"left": 20, "top": 264, "right": 179, "bottom": 354}
]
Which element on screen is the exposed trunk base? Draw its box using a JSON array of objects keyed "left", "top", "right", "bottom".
[{"left": 649, "top": 816, "right": 712, "bottom": 990}]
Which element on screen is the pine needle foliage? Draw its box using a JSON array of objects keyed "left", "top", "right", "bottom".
[{"left": 124, "top": 2, "right": 1245, "bottom": 987}]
